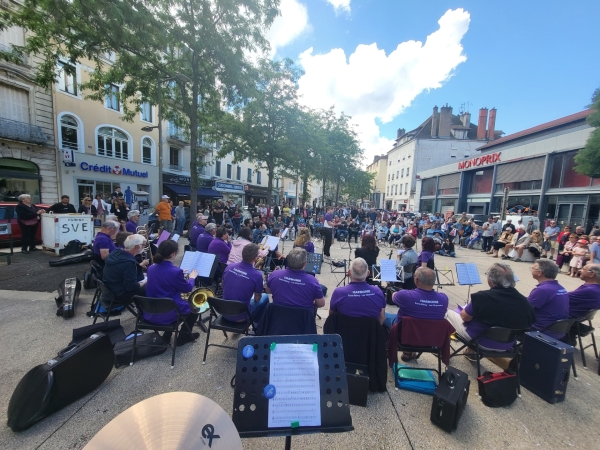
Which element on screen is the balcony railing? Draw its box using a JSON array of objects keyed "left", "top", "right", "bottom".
[
  {"left": 169, "top": 164, "right": 183, "bottom": 171},
  {"left": 0, "top": 117, "right": 47, "bottom": 145}
]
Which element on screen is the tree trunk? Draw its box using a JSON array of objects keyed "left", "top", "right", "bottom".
[
  {"left": 189, "top": 57, "right": 199, "bottom": 214},
  {"left": 322, "top": 176, "right": 326, "bottom": 207},
  {"left": 335, "top": 182, "right": 340, "bottom": 206},
  {"left": 267, "top": 162, "right": 274, "bottom": 205}
]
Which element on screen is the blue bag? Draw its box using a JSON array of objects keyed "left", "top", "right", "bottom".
[{"left": 394, "top": 363, "right": 438, "bottom": 395}]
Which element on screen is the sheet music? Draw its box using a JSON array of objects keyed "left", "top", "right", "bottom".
[
  {"left": 171, "top": 233, "right": 180, "bottom": 242},
  {"left": 268, "top": 344, "right": 321, "bottom": 428},
  {"left": 379, "top": 259, "right": 398, "bottom": 282},
  {"left": 455, "top": 263, "right": 482, "bottom": 286},
  {"left": 179, "top": 251, "right": 216, "bottom": 278},
  {"left": 262, "top": 235, "right": 280, "bottom": 251},
  {"left": 280, "top": 228, "right": 289, "bottom": 239},
  {"left": 156, "top": 230, "right": 170, "bottom": 245}
]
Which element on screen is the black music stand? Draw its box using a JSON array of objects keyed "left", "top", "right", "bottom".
[
  {"left": 330, "top": 259, "right": 348, "bottom": 286},
  {"left": 232, "top": 335, "right": 354, "bottom": 449},
  {"left": 455, "top": 262, "right": 482, "bottom": 301},
  {"left": 434, "top": 268, "right": 455, "bottom": 292}
]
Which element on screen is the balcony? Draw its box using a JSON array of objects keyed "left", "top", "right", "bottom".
[
  {"left": 0, "top": 43, "right": 28, "bottom": 65},
  {"left": 169, "top": 164, "right": 183, "bottom": 171},
  {"left": 0, "top": 117, "right": 47, "bottom": 145}
]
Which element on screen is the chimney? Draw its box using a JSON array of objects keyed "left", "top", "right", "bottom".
[
  {"left": 438, "top": 104, "right": 452, "bottom": 138},
  {"left": 431, "top": 106, "right": 439, "bottom": 138},
  {"left": 487, "top": 108, "right": 497, "bottom": 140},
  {"left": 397, "top": 128, "right": 405, "bottom": 139},
  {"left": 477, "top": 108, "right": 488, "bottom": 140},
  {"left": 461, "top": 112, "right": 471, "bottom": 128}
]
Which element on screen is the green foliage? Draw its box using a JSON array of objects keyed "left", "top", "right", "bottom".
[{"left": 575, "top": 88, "right": 600, "bottom": 178}]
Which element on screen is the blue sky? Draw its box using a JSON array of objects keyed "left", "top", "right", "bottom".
[{"left": 265, "top": 0, "right": 600, "bottom": 162}]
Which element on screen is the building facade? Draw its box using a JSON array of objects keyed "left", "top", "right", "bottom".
[
  {"left": 366, "top": 154, "right": 387, "bottom": 209},
  {"left": 384, "top": 105, "right": 500, "bottom": 212},
  {"left": 416, "top": 109, "right": 599, "bottom": 231},
  {"left": 1, "top": 19, "right": 57, "bottom": 204}
]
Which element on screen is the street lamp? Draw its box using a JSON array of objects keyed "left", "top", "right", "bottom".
[{"left": 141, "top": 73, "right": 192, "bottom": 198}]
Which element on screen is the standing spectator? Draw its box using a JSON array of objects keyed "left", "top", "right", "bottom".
[
  {"left": 542, "top": 220, "right": 561, "bottom": 260},
  {"left": 212, "top": 200, "right": 224, "bottom": 225},
  {"left": 110, "top": 187, "right": 123, "bottom": 200},
  {"left": 569, "top": 239, "right": 589, "bottom": 277},
  {"left": 78, "top": 197, "right": 97, "bottom": 217},
  {"left": 15, "top": 194, "right": 45, "bottom": 253},
  {"left": 481, "top": 217, "right": 494, "bottom": 253},
  {"left": 155, "top": 195, "right": 174, "bottom": 232},
  {"left": 174, "top": 201, "right": 186, "bottom": 235},
  {"left": 93, "top": 194, "right": 109, "bottom": 219},
  {"left": 49, "top": 195, "right": 77, "bottom": 214},
  {"left": 591, "top": 234, "right": 600, "bottom": 264}
]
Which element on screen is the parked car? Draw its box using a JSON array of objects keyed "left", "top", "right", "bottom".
[
  {"left": 0, "top": 202, "right": 51, "bottom": 247},
  {"left": 452, "top": 213, "right": 487, "bottom": 227}
]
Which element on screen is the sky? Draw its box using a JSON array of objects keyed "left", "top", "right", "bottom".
[{"left": 263, "top": 0, "right": 600, "bottom": 164}]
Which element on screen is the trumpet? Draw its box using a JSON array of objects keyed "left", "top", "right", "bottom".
[{"left": 181, "top": 287, "right": 213, "bottom": 313}]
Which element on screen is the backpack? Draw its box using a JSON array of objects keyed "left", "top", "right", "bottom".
[
  {"left": 113, "top": 332, "right": 167, "bottom": 368},
  {"left": 60, "top": 240, "right": 84, "bottom": 256}
]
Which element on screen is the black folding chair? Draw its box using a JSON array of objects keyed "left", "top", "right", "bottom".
[
  {"left": 88, "top": 261, "right": 103, "bottom": 315},
  {"left": 92, "top": 279, "right": 137, "bottom": 324},
  {"left": 570, "top": 309, "right": 600, "bottom": 368},
  {"left": 451, "top": 327, "right": 528, "bottom": 395},
  {"left": 202, "top": 297, "right": 251, "bottom": 363},
  {"left": 541, "top": 318, "right": 581, "bottom": 379},
  {"left": 132, "top": 296, "right": 193, "bottom": 369}
]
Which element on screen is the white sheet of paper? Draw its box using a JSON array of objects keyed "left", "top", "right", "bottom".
[
  {"left": 171, "top": 233, "right": 180, "bottom": 242},
  {"left": 379, "top": 259, "right": 398, "bottom": 282},
  {"left": 280, "top": 228, "right": 289, "bottom": 239},
  {"left": 179, "top": 251, "right": 216, "bottom": 278},
  {"left": 262, "top": 235, "right": 280, "bottom": 251},
  {"left": 268, "top": 343, "right": 321, "bottom": 428}
]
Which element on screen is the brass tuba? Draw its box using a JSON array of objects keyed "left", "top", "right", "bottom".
[{"left": 182, "top": 287, "right": 213, "bottom": 313}]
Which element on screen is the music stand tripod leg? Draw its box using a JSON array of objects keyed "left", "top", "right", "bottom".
[{"left": 285, "top": 435, "right": 292, "bottom": 450}]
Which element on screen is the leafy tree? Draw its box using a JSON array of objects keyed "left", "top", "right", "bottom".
[
  {"left": 574, "top": 88, "right": 600, "bottom": 178},
  {"left": 342, "top": 169, "right": 376, "bottom": 203}
]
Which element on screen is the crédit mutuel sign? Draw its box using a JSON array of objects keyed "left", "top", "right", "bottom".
[
  {"left": 79, "top": 162, "right": 149, "bottom": 178},
  {"left": 457, "top": 152, "right": 501, "bottom": 170}
]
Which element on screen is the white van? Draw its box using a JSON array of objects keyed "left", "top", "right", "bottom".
[{"left": 502, "top": 215, "right": 540, "bottom": 231}]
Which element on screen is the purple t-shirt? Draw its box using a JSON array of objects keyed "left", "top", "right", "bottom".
[
  {"left": 416, "top": 251, "right": 434, "bottom": 268},
  {"left": 126, "top": 220, "right": 137, "bottom": 233},
  {"left": 207, "top": 238, "right": 232, "bottom": 264},
  {"left": 463, "top": 302, "right": 513, "bottom": 350},
  {"left": 568, "top": 283, "right": 600, "bottom": 318},
  {"left": 196, "top": 233, "right": 214, "bottom": 253},
  {"left": 393, "top": 288, "right": 448, "bottom": 322},
  {"left": 330, "top": 281, "right": 385, "bottom": 320},
  {"left": 267, "top": 268, "right": 323, "bottom": 309},
  {"left": 295, "top": 242, "right": 315, "bottom": 253},
  {"left": 528, "top": 280, "right": 569, "bottom": 338},
  {"left": 145, "top": 261, "right": 194, "bottom": 324},
  {"left": 222, "top": 261, "right": 264, "bottom": 321},
  {"left": 93, "top": 231, "right": 115, "bottom": 257},
  {"left": 189, "top": 223, "right": 205, "bottom": 247}
]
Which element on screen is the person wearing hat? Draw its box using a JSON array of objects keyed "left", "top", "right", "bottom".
[
  {"left": 125, "top": 210, "right": 141, "bottom": 233},
  {"left": 196, "top": 222, "right": 217, "bottom": 253},
  {"left": 155, "top": 195, "right": 174, "bottom": 232},
  {"left": 188, "top": 214, "right": 208, "bottom": 249},
  {"left": 569, "top": 239, "right": 589, "bottom": 277}
]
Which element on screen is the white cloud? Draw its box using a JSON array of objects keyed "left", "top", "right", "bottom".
[
  {"left": 265, "top": 0, "right": 310, "bottom": 58},
  {"left": 297, "top": 8, "right": 471, "bottom": 163},
  {"left": 325, "top": 0, "right": 351, "bottom": 13}
]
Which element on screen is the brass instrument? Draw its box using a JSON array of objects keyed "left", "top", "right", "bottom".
[
  {"left": 181, "top": 287, "right": 213, "bottom": 313},
  {"left": 136, "top": 224, "right": 154, "bottom": 264}
]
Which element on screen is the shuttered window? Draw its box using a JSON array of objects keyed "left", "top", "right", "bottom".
[
  {"left": 496, "top": 157, "right": 545, "bottom": 184},
  {"left": 0, "top": 83, "right": 29, "bottom": 123},
  {"left": 438, "top": 173, "right": 461, "bottom": 189}
]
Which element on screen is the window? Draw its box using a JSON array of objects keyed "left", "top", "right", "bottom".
[
  {"left": 396, "top": 171, "right": 399, "bottom": 178},
  {"left": 236, "top": 166, "right": 241, "bottom": 181},
  {"left": 288, "top": 182, "right": 294, "bottom": 190},
  {"left": 386, "top": 186, "right": 389, "bottom": 195},
  {"left": 226, "top": 163, "right": 232, "bottom": 179},
  {"left": 257, "top": 171, "right": 262, "bottom": 185},
  {"left": 392, "top": 173, "right": 394, "bottom": 180},
  {"left": 105, "top": 84, "right": 120, "bottom": 111},
  {"left": 399, "top": 184, "right": 402, "bottom": 195},
  {"left": 406, "top": 167, "right": 410, "bottom": 177},
  {"left": 104, "top": 51, "right": 116, "bottom": 62},
  {"left": 388, "top": 174, "right": 390, "bottom": 181},
  {"left": 141, "top": 102, "right": 152, "bottom": 123},
  {"left": 168, "top": 121, "right": 185, "bottom": 141},
  {"left": 405, "top": 183, "right": 408, "bottom": 194},
  {"left": 169, "top": 147, "right": 181, "bottom": 170},
  {"left": 60, "top": 115, "right": 79, "bottom": 151},
  {"left": 97, "top": 127, "right": 129, "bottom": 160},
  {"left": 401, "top": 168, "right": 404, "bottom": 177},
  {"left": 0, "top": 83, "right": 29, "bottom": 122},
  {"left": 215, "top": 161, "right": 221, "bottom": 177},
  {"left": 550, "top": 151, "right": 596, "bottom": 189},
  {"left": 421, "top": 178, "right": 436, "bottom": 196},
  {"left": 142, "top": 137, "right": 153, "bottom": 165},
  {"left": 57, "top": 62, "right": 77, "bottom": 95},
  {"left": 247, "top": 168, "right": 252, "bottom": 182},
  {"left": 395, "top": 185, "right": 398, "bottom": 195},
  {"left": 468, "top": 167, "right": 494, "bottom": 194},
  {"left": 200, "top": 155, "right": 207, "bottom": 176}
]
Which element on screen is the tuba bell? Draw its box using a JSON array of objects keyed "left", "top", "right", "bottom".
[{"left": 182, "top": 287, "right": 213, "bottom": 313}]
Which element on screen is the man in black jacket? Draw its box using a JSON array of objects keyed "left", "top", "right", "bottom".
[
  {"left": 103, "top": 234, "right": 148, "bottom": 305},
  {"left": 48, "top": 195, "right": 77, "bottom": 214}
]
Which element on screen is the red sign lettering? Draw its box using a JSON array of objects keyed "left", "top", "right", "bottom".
[{"left": 458, "top": 152, "right": 501, "bottom": 170}]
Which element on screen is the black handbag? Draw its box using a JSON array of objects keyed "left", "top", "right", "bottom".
[{"left": 477, "top": 371, "right": 518, "bottom": 407}]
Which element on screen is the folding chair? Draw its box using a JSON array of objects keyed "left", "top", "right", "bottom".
[
  {"left": 541, "top": 317, "right": 581, "bottom": 378},
  {"left": 92, "top": 279, "right": 137, "bottom": 324},
  {"left": 88, "top": 260, "right": 104, "bottom": 315},
  {"left": 202, "top": 297, "right": 251, "bottom": 363},
  {"left": 450, "top": 327, "right": 528, "bottom": 395},
  {"left": 570, "top": 309, "right": 600, "bottom": 368},
  {"left": 131, "top": 296, "right": 193, "bottom": 369}
]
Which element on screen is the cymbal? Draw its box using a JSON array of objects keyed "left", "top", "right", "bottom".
[{"left": 84, "top": 392, "right": 242, "bottom": 450}]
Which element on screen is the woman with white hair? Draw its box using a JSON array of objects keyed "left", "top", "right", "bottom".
[
  {"left": 126, "top": 210, "right": 141, "bottom": 233},
  {"left": 15, "top": 194, "right": 45, "bottom": 253}
]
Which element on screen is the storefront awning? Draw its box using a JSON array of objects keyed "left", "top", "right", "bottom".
[{"left": 164, "top": 184, "right": 222, "bottom": 198}]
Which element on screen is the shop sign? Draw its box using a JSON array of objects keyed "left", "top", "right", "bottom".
[
  {"left": 80, "top": 162, "right": 148, "bottom": 178},
  {"left": 215, "top": 181, "right": 243, "bottom": 192},
  {"left": 162, "top": 173, "right": 212, "bottom": 188},
  {"left": 458, "top": 152, "right": 501, "bottom": 170}
]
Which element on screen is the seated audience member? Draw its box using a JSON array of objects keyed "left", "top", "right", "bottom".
[
  {"left": 528, "top": 230, "right": 544, "bottom": 258},
  {"left": 348, "top": 220, "right": 361, "bottom": 243},
  {"left": 445, "top": 263, "right": 535, "bottom": 354},
  {"left": 440, "top": 238, "right": 456, "bottom": 257},
  {"left": 207, "top": 226, "right": 232, "bottom": 264},
  {"left": 417, "top": 237, "right": 436, "bottom": 269},
  {"left": 568, "top": 263, "right": 600, "bottom": 318},
  {"left": 294, "top": 228, "right": 315, "bottom": 253},
  {"left": 569, "top": 239, "right": 589, "bottom": 277},
  {"left": 528, "top": 259, "right": 569, "bottom": 338},
  {"left": 221, "top": 243, "right": 269, "bottom": 325},
  {"left": 557, "top": 233, "right": 578, "bottom": 272},
  {"left": 329, "top": 258, "right": 385, "bottom": 324},
  {"left": 465, "top": 225, "right": 482, "bottom": 249},
  {"left": 125, "top": 210, "right": 141, "bottom": 233},
  {"left": 145, "top": 240, "right": 199, "bottom": 346},
  {"left": 266, "top": 248, "right": 325, "bottom": 311},
  {"left": 491, "top": 228, "right": 514, "bottom": 258},
  {"left": 355, "top": 234, "right": 380, "bottom": 269},
  {"left": 196, "top": 223, "right": 216, "bottom": 252},
  {"left": 388, "top": 222, "right": 402, "bottom": 245},
  {"left": 502, "top": 225, "right": 530, "bottom": 261},
  {"left": 227, "top": 227, "right": 268, "bottom": 264},
  {"left": 93, "top": 220, "right": 119, "bottom": 264},
  {"left": 102, "top": 234, "right": 148, "bottom": 305},
  {"left": 188, "top": 215, "right": 208, "bottom": 249}
]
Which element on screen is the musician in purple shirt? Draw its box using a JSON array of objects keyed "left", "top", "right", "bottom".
[
  {"left": 207, "top": 226, "right": 232, "bottom": 264},
  {"left": 266, "top": 248, "right": 325, "bottom": 311},
  {"left": 92, "top": 220, "right": 119, "bottom": 264},
  {"left": 125, "top": 210, "right": 141, "bottom": 233},
  {"left": 528, "top": 259, "right": 569, "bottom": 339},
  {"left": 222, "top": 244, "right": 269, "bottom": 324},
  {"left": 196, "top": 223, "right": 216, "bottom": 252},
  {"left": 568, "top": 263, "right": 600, "bottom": 318},
  {"left": 330, "top": 258, "right": 385, "bottom": 324},
  {"left": 188, "top": 215, "right": 207, "bottom": 249},
  {"left": 145, "top": 240, "right": 200, "bottom": 346}
]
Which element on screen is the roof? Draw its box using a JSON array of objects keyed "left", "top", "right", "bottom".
[{"left": 477, "top": 109, "right": 594, "bottom": 152}]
